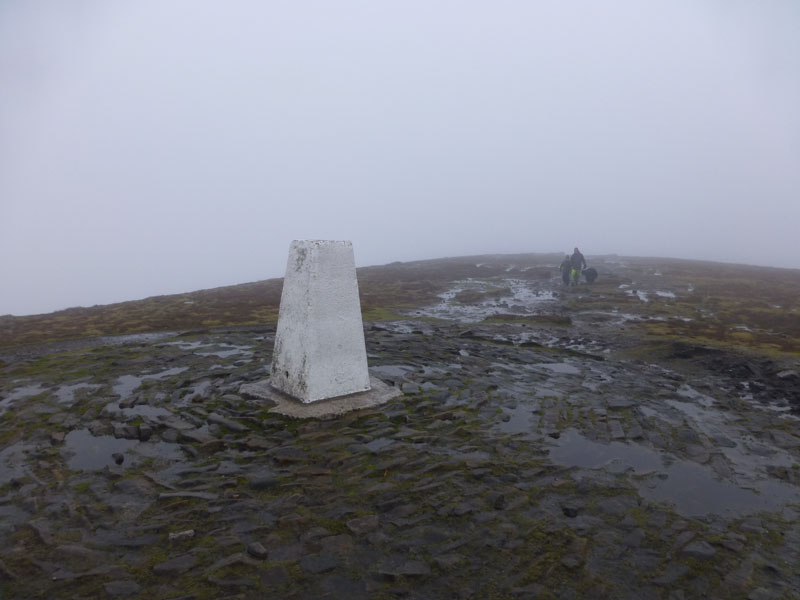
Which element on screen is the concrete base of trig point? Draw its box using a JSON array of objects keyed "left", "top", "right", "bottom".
[
  {"left": 270, "top": 240, "right": 371, "bottom": 403},
  {"left": 240, "top": 377, "right": 400, "bottom": 419}
]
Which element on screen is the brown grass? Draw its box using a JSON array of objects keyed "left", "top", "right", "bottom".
[{"left": 2, "top": 253, "right": 799, "bottom": 355}]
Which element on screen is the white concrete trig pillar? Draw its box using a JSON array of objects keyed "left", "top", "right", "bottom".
[{"left": 270, "top": 240, "right": 371, "bottom": 403}]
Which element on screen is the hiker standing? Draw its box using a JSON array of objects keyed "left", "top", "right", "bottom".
[
  {"left": 569, "top": 247, "right": 586, "bottom": 286},
  {"left": 559, "top": 255, "right": 572, "bottom": 285}
]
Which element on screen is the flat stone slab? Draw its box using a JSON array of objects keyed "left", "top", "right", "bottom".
[{"left": 240, "top": 376, "right": 401, "bottom": 419}]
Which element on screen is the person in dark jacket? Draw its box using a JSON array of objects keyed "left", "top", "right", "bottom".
[
  {"left": 569, "top": 247, "right": 586, "bottom": 286},
  {"left": 559, "top": 255, "right": 571, "bottom": 285}
]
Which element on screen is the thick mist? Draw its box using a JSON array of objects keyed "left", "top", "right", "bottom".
[{"left": 2, "top": 1, "right": 799, "bottom": 316}]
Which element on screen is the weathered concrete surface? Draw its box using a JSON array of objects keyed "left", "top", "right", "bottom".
[
  {"left": 240, "top": 376, "right": 400, "bottom": 419},
  {"left": 270, "top": 240, "right": 371, "bottom": 403}
]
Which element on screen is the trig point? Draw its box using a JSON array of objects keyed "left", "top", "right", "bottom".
[{"left": 270, "top": 240, "right": 371, "bottom": 403}]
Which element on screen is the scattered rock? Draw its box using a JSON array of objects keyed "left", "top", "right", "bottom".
[
  {"left": 113, "top": 424, "right": 139, "bottom": 439},
  {"left": 318, "top": 534, "right": 354, "bottom": 555},
  {"left": 680, "top": 540, "right": 716, "bottom": 560},
  {"left": 204, "top": 552, "right": 259, "bottom": 576},
  {"left": 561, "top": 503, "right": 580, "bottom": 518},
  {"left": 246, "top": 542, "right": 268, "bottom": 559},
  {"left": 27, "top": 518, "right": 54, "bottom": 545},
  {"left": 486, "top": 491, "right": 506, "bottom": 510},
  {"left": 208, "top": 412, "right": 249, "bottom": 433},
  {"left": 624, "top": 528, "right": 646, "bottom": 548},
  {"left": 152, "top": 554, "right": 197, "bottom": 576},
  {"left": 179, "top": 428, "right": 217, "bottom": 445},
  {"left": 242, "top": 435, "right": 275, "bottom": 450},
  {"left": 300, "top": 553, "right": 340, "bottom": 575},
  {"left": 138, "top": 424, "right": 153, "bottom": 441},
  {"left": 168, "top": 530, "right": 195, "bottom": 542},
  {"left": 346, "top": 514, "right": 379, "bottom": 536},
  {"left": 401, "top": 382, "right": 420, "bottom": 394},
  {"left": 246, "top": 468, "right": 279, "bottom": 490},
  {"left": 740, "top": 518, "right": 766, "bottom": 535},
  {"left": 608, "top": 420, "right": 625, "bottom": 439}
]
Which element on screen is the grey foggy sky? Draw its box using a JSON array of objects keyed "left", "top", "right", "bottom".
[{"left": 1, "top": 1, "right": 799, "bottom": 316}]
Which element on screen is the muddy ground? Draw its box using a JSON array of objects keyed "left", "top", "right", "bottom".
[{"left": 1, "top": 256, "right": 800, "bottom": 599}]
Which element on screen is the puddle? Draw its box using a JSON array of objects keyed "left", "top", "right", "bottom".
[
  {"left": 196, "top": 344, "right": 252, "bottom": 358},
  {"left": 592, "top": 311, "right": 642, "bottom": 325},
  {"left": 639, "top": 461, "right": 800, "bottom": 518},
  {"left": 55, "top": 383, "right": 101, "bottom": 405},
  {"left": 550, "top": 429, "right": 664, "bottom": 473},
  {"left": 102, "top": 401, "right": 173, "bottom": 421},
  {"left": 113, "top": 367, "right": 189, "bottom": 401},
  {"left": 113, "top": 375, "right": 143, "bottom": 400},
  {"left": 163, "top": 341, "right": 207, "bottom": 351},
  {"left": 626, "top": 290, "right": 649, "bottom": 302},
  {"left": 0, "top": 441, "right": 37, "bottom": 484},
  {"left": 101, "top": 332, "right": 177, "bottom": 345},
  {"left": 665, "top": 398, "right": 799, "bottom": 478},
  {"left": 549, "top": 429, "right": 800, "bottom": 517},
  {"left": 409, "top": 279, "right": 556, "bottom": 323},
  {"left": 1, "top": 384, "right": 49, "bottom": 414},
  {"left": 497, "top": 405, "right": 536, "bottom": 435},
  {"left": 164, "top": 341, "right": 253, "bottom": 358},
  {"left": 62, "top": 429, "right": 182, "bottom": 471}
]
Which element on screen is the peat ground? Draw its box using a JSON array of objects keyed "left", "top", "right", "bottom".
[{"left": 1, "top": 254, "right": 800, "bottom": 599}]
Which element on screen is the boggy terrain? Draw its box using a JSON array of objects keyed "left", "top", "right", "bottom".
[{"left": 1, "top": 254, "right": 800, "bottom": 599}]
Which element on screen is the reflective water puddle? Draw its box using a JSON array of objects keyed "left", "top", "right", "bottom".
[
  {"left": 102, "top": 401, "right": 173, "bottom": 421},
  {"left": 164, "top": 340, "right": 253, "bottom": 358},
  {"left": 549, "top": 428, "right": 800, "bottom": 517},
  {"left": 0, "top": 441, "right": 38, "bottom": 484},
  {"left": 113, "top": 367, "right": 189, "bottom": 401},
  {"left": 196, "top": 344, "right": 253, "bottom": 358},
  {"left": 0, "top": 384, "right": 49, "bottom": 415},
  {"left": 62, "top": 429, "right": 182, "bottom": 471},
  {"left": 55, "top": 383, "right": 101, "bottom": 405},
  {"left": 497, "top": 405, "right": 536, "bottom": 435},
  {"left": 408, "top": 279, "right": 557, "bottom": 323}
]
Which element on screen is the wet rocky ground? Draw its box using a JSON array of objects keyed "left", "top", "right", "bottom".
[{"left": 1, "top": 259, "right": 800, "bottom": 599}]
